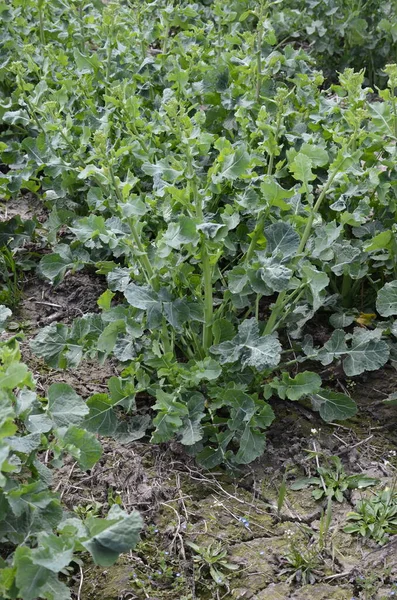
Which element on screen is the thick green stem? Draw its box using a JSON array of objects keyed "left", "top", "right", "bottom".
[
  {"left": 256, "top": 2, "right": 265, "bottom": 102},
  {"left": 341, "top": 273, "right": 352, "bottom": 307},
  {"left": 264, "top": 145, "right": 355, "bottom": 335},
  {"left": 79, "top": 1, "right": 85, "bottom": 52},
  {"left": 190, "top": 170, "right": 213, "bottom": 352},
  {"left": 245, "top": 109, "right": 282, "bottom": 263},
  {"left": 202, "top": 246, "right": 213, "bottom": 351},
  {"left": 38, "top": 1, "right": 45, "bottom": 45}
]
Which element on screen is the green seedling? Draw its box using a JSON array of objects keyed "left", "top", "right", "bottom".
[{"left": 291, "top": 455, "right": 379, "bottom": 502}]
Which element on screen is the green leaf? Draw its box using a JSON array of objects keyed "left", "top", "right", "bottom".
[
  {"left": 271, "top": 371, "right": 322, "bottom": 401},
  {"left": 63, "top": 426, "right": 102, "bottom": 471},
  {"left": 310, "top": 389, "right": 357, "bottom": 422},
  {"left": 364, "top": 230, "right": 392, "bottom": 252},
  {"left": 346, "top": 475, "right": 379, "bottom": 490},
  {"left": 377, "top": 281, "right": 397, "bottom": 317},
  {"left": 30, "top": 324, "right": 69, "bottom": 368},
  {"left": 163, "top": 299, "right": 190, "bottom": 331},
  {"left": 211, "top": 318, "right": 281, "bottom": 371},
  {"left": 0, "top": 362, "right": 29, "bottom": 390},
  {"left": 14, "top": 546, "right": 51, "bottom": 600},
  {"left": 316, "top": 329, "right": 389, "bottom": 376},
  {"left": 299, "top": 143, "right": 329, "bottom": 167},
  {"left": 31, "top": 534, "right": 75, "bottom": 573},
  {"left": 235, "top": 426, "right": 266, "bottom": 464},
  {"left": 259, "top": 259, "right": 292, "bottom": 292},
  {"left": 160, "top": 216, "right": 199, "bottom": 251},
  {"left": 83, "top": 393, "right": 119, "bottom": 436},
  {"left": 47, "top": 384, "right": 88, "bottom": 427},
  {"left": 151, "top": 390, "right": 188, "bottom": 443},
  {"left": 39, "top": 253, "right": 74, "bottom": 284},
  {"left": 289, "top": 152, "right": 315, "bottom": 190},
  {"left": 0, "top": 305, "right": 11, "bottom": 331},
  {"left": 180, "top": 393, "right": 205, "bottom": 445},
  {"left": 82, "top": 505, "right": 142, "bottom": 566},
  {"left": 212, "top": 144, "right": 250, "bottom": 183},
  {"left": 213, "top": 319, "right": 236, "bottom": 344},
  {"left": 124, "top": 283, "right": 159, "bottom": 310},
  {"left": 260, "top": 176, "right": 294, "bottom": 210},
  {"left": 97, "top": 290, "right": 115, "bottom": 311},
  {"left": 264, "top": 222, "right": 300, "bottom": 258},
  {"left": 343, "top": 330, "right": 389, "bottom": 376}
]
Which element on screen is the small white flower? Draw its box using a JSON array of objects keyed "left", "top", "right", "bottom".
[
  {"left": 285, "top": 529, "right": 295, "bottom": 538},
  {"left": 311, "top": 428, "right": 318, "bottom": 435},
  {"left": 389, "top": 450, "right": 396, "bottom": 457}
]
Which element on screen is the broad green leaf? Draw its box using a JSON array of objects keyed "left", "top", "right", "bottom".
[
  {"left": 39, "top": 253, "right": 74, "bottom": 284},
  {"left": 270, "top": 371, "right": 322, "bottom": 401},
  {"left": 63, "top": 426, "right": 102, "bottom": 471},
  {"left": 6, "top": 433, "right": 41, "bottom": 454},
  {"left": 364, "top": 230, "right": 392, "bottom": 252},
  {"left": 14, "top": 546, "right": 51, "bottom": 600},
  {"left": 343, "top": 330, "right": 389, "bottom": 376},
  {"left": 160, "top": 217, "right": 199, "bottom": 251},
  {"left": 264, "top": 222, "right": 300, "bottom": 258},
  {"left": 310, "top": 389, "right": 357, "bottom": 422},
  {"left": 212, "top": 144, "right": 250, "bottom": 183},
  {"left": 151, "top": 390, "right": 188, "bottom": 443},
  {"left": 47, "top": 384, "right": 88, "bottom": 427},
  {"left": 260, "top": 176, "right": 295, "bottom": 209},
  {"left": 82, "top": 505, "right": 142, "bottom": 566},
  {"left": 289, "top": 152, "right": 315, "bottom": 190},
  {"left": 97, "top": 290, "right": 115, "bottom": 311},
  {"left": 211, "top": 319, "right": 281, "bottom": 371},
  {"left": 259, "top": 259, "right": 292, "bottom": 292},
  {"left": 30, "top": 324, "right": 69, "bottom": 368},
  {"left": 316, "top": 329, "right": 389, "bottom": 376},
  {"left": 212, "top": 319, "right": 236, "bottom": 344},
  {"left": 180, "top": 393, "right": 205, "bottom": 445},
  {"left": 31, "top": 534, "right": 75, "bottom": 573},
  {"left": 124, "top": 283, "right": 159, "bottom": 310},
  {"left": 2, "top": 110, "right": 30, "bottom": 126},
  {"left": 299, "top": 143, "right": 329, "bottom": 167},
  {"left": 301, "top": 264, "right": 329, "bottom": 312},
  {"left": 83, "top": 393, "right": 119, "bottom": 436},
  {"left": 377, "top": 281, "right": 397, "bottom": 317},
  {"left": 235, "top": 426, "right": 266, "bottom": 464},
  {"left": 0, "top": 363, "right": 29, "bottom": 390},
  {"left": 163, "top": 299, "right": 190, "bottom": 331}
]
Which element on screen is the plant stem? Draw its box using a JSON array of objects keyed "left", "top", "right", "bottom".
[
  {"left": 38, "top": 1, "right": 45, "bottom": 45},
  {"left": 256, "top": 2, "right": 266, "bottom": 102},
  {"left": 255, "top": 293, "right": 261, "bottom": 320},
  {"left": 245, "top": 108, "right": 282, "bottom": 263},
  {"left": 341, "top": 273, "right": 352, "bottom": 307},
  {"left": 79, "top": 1, "right": 85, "bottom": 52},
  {"left": 264, "top": 143, "right": 355, "bottom": 335},
  {"left": 190, "top": 168, "right": 213, "bottom": 352}
]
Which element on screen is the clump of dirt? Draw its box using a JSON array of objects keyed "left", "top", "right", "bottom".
[
  {"left": 20, "top": 270, "right": 107, "bottom": 327},
  {"left": 0, "top": 193, "right": 48, "bottom": 223},
  {"left": 54, "top": 441, "right": 177, "bottom": 516}
]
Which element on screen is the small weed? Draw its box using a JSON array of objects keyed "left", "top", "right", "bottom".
[
  {"left": 279, "top": 533, "right": 326, "bottom": 585},
  {"left": 291, "top": 454, "right": 379, "bottom": 502},
  {"left": 73, "top": 501, "right": 103, "bottom": 519},
  {"left": 186, "top": 540, "right": 239, "bottom": 586},
  {"left": 344, "top": 487, "right": 397, "bottom": 545}
]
